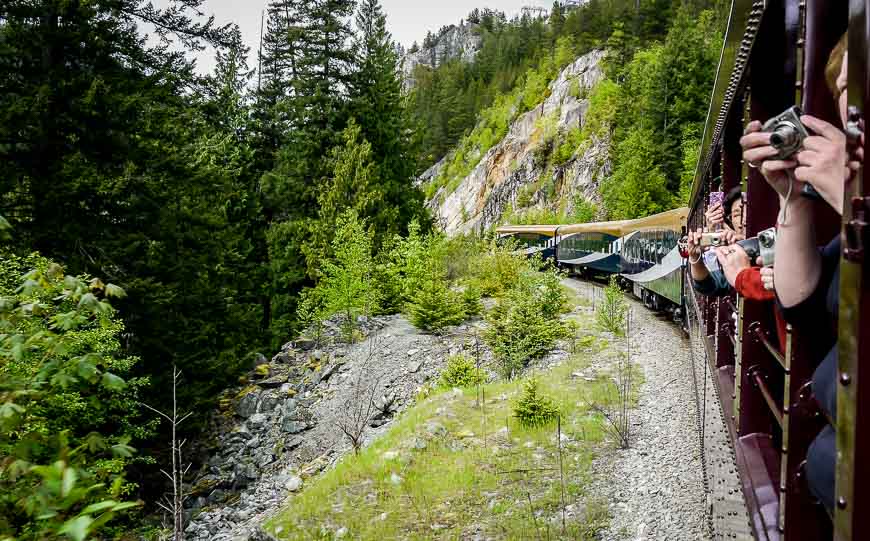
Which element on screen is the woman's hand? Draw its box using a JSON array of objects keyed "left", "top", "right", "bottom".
[
  {"left": 759, "top": 261, "right": 775, "bottom": 292},
  {"left": 687, "top": 230, "right": 710, "bottom": 281},
  {"left": 796, "top": 115, "right": 850, "bottom": 215},
  {"left": 740, "top": 121, "right": 804, "bottom": 200},
  {"left": 715, "top": 245, "right": 751, "bottom": 287},
  {"left": 720, "top": 228, "right": 744, "bottom": 245},
  {"left": 705, "top": 204, "right": 724, "bottom": 229}
]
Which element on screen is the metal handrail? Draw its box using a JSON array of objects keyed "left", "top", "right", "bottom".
[
  {"left": 749, "top": 366, "right": 783, "bottom": 428},
  {"left": 749, "top": 321, "right": 787, "bottom": 371}
]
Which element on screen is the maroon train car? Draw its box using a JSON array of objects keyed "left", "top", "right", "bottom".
[{"left": 686, "top": 0, "right": 868, "bottom": 539}]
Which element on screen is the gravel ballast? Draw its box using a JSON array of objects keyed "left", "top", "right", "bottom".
[{"left": 565, "top": 279, "right": 709, "bottom": 540}]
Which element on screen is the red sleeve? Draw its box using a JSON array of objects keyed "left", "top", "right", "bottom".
[{"left": 735, "top": 267, "right": 775, "bottom": 301}]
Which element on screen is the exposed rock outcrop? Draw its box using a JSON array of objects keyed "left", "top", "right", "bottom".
[
  {"left": 401, "top": 23, "right": 482, "bottom": 88},
  {"left": 426, "top": 49, "right": 610, "bottom": 236}
]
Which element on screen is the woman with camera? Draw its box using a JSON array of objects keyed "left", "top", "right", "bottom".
[
  {"left": 739, "top": 34, "right": 856, "bottom": 514},
  {"left": 686, "top": 187, "right": 777, "bottom": 301}
]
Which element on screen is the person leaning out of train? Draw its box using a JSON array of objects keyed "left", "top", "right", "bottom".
[
  {"left": 739, "top": 34, "right": 858, "bottom": 515},
  {"left": 709, "top": 187, "right": 778, "bottom": 300},
  {"left": 684, "top": 228, "right": 735, "bottom": 296},
  {"left": 687, "top": 187, "right": 776, "bottom": 299}
]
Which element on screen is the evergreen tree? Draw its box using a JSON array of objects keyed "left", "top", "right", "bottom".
[
  {"left": 0, "top": 0, "right": 267, "bottom": 478},
  {"left": 350, "top": 0, "right": 426, "bottom": 241},
  {"left": 257, "top": 0, "right": 357, "bottom": 338},
  {"left": 305, "top": 120, "right": 384, "bottom": 275}
]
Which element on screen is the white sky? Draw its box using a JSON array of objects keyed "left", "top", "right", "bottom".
[{"left": 156, "top": 0, "right": 553, "bottom": 75}]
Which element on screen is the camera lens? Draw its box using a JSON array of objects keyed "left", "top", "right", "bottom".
[{"left": 770, "top": 123, "right": 801, "bottom": 157}]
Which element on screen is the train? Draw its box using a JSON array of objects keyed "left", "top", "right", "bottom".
[
  {"left": 496, "top": 207, "right": 688, "bottom": 315},
  {"left": 497, "top": 0, "right": 870, "bottom": 539}
]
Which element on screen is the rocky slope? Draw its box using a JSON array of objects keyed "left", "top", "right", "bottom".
[
  {"left": 400, "top": 22, "right": 482, "bottom": 88},
  {"left": 423, "top": 49, "right": 610, "bottom": 236},
  {"left": 181, "top": 315, "right": 491, "bottom": 540}
]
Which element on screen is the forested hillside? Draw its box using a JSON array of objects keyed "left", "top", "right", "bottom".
[
  {"left": 1, "top": 0, "right": 728, "bottom": 538},
  {"left": 0, "top": 0, "right": 423, "bottom": 537},
  {"left": 409, "top": 0, "right": 727, "bottom": 223}
]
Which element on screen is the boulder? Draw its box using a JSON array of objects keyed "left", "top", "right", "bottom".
[
  {"left": 259, "top": 392, "right": 281, "bottom": 413},
  {"left": 248, "top": 413, "right": 268, "bottom": 430},
  {"left": 282, "top": 419, "right": 308, "bottom": 434},
  {"left": 236, "top": 389, "right": 261, "bottom": 419},
  {"left": 407, "top": 360, "right": 424, "bottom": 374},
  {"left": 293, "top": 338, "right": 316, "bottom": 351}
]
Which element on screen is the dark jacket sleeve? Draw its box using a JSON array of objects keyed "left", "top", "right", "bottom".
[
  {"left": 692, "top": 265, "right": 731, "bottom": 297},
  {"left": 778, "top": 237, "right": 840, "bottom": 326}
]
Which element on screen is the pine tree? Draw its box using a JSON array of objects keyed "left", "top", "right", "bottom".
[
  {"left": 256, "top": 0, "right": 357, "bottom": 338},
  {"left": 349, "top": 0, "right": 426, "bottom": 242},
  {"left": 304, "top": 120, "right": 384, "bottom": 275}
]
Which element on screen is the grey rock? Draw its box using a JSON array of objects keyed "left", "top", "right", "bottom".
[
  {"left": 285, "top": 476, "right": 303, "bottom": 492},
  {"left": 260, "top": 374, "right": 289, "bottom": 389},
  {"left": 407, "top": 360, "right": 424, "bottom": 373},
  {"left": 259, "top": 392, "right": 281, "bottom": 412},
  {"left": 282, "top": 419, "right": 308, "bottom": 434},
  {"left": 282, "top": 399, "right": 298, "bottom": 417},
  {"left": 248, "top": 413, "right": 268, "bottom": 430},
  {"left": 252, "top": 353, "right": 268, "bottom": 370},
  {"left": 422, "top": 421, "right": 447, "bottom": 439},
  {"left": 294, "top": 338, "right": 316, "bottom": 351},
  {"left": 237, "top": 392, "right": 260, "bottom": 419}
]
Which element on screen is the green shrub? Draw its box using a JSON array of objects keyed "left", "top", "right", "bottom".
[
  {"left": 461, "top": 284, "right": 483, "bottom": 318},
  {"left": 406, "top": 275, "right": 466, "bottom": 333},
  {"left": 468, "top": 240, "right": 531, "bottom": 298},
  {"left": 439, "top": 354, "right": 484, "bottom": 388},
  {"left": 304, "top": 210, "right": 379, "bottom": 342},
  {"left": 571, "top": 197, "right": 598, "bottom": 223},
  {"left": 513, "top": 378, "right": 560, "bottom": 429},
  {"left": 485, "top": 269, "right": 569, "bottom": 378},
  {"left": 597, "top": 276, "right": 628, "bottom": 336},
  {"left": 0, "top": 251, "right": 148, "bottom": 540}
]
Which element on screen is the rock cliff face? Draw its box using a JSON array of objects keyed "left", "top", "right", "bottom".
[
  {"left": 425, "top": 49, "right": 610, "bottom": 236},
  {"left": 401, "top": 23, "right": 482, "bottom": 88}
]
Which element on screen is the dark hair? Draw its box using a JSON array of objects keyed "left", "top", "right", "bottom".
[{"left": 723, "top": 187, "right": 744, "bottom": 228}]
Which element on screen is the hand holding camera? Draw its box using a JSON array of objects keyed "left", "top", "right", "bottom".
[
  {"left": 793, "top": 114, "right": 850, "bottom": 215},
  {"left": 740, "top": 115, "right": 806, "bottom": 200}
]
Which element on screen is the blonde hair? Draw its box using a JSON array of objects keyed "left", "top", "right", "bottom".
[{"left": 825, "top": 33, "right": 848, "bottom": 98}]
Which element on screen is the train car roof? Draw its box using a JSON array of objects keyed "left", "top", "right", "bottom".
[
  {"left": 495, "top": 225, "right": 560, "bottom": 236},
  {"left": 557, "top": 207, "right": 689, "bottom": 236}
]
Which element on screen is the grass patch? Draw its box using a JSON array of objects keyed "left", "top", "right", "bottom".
[{"left": 265, "top": 311, "right": 627, "bottom": 540}]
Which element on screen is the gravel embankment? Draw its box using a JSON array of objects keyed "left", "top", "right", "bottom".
[{"left": 564, "top": 279, "right": 708, "bottom": 541}]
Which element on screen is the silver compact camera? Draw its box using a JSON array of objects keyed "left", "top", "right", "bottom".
[
  {"left": 737, "top": 227, "right": 777, "bottom": 267},
  {"left": 762, "top": 106, "right": 808, "bottom": 159}
]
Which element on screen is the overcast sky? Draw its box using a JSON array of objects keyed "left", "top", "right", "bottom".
[{"left": 169, "top": 0, "right": 552, "bottom": 74}]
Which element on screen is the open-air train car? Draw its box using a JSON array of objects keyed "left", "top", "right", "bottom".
[
  {"left": 685, "top": 0, "right": 869, "bottom": 539},
  {"left": 494, "top": 224, "right": 560, "bottom": 260}
]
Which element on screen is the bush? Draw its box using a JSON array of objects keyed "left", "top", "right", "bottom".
[
  {"left": 303, "top": 210, "right": 379, "bottom": 342},
  {"left": 406, "top": 274, "right": 466, "bottom": 333},
  {"left": 460, "top": 284, "right": 483, "bottom": 318},
  {"left": 485, "top": 268, "right": 569, "bottom": 378},
  {"left": 597, "top": 276, "right": 628, "bottom": 336},
  {"left": 513, "top": 378, "right": 560, "bottom": 429},
  {"left": 0, "top": 251, "right": 148, "bottom": 540},
  {"left": 439, "top": 354, "right": 484, "bottom": 388},
  {"left": 468, "top": 240, "right": 531, "bottom": 297}
]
